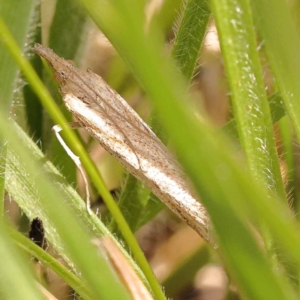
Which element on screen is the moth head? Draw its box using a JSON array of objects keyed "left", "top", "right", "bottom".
[{"left": 54, "top": 70, "right": 67, "bottom": 84}]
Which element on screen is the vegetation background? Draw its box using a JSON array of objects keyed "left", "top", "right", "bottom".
[{"left": 1, "top": 0, "right": 300, "bottom": 299}]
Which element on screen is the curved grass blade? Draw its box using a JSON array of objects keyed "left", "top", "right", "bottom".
[
  {"left": 9, "top": 226, "right": 93, "bottom": 300},
  {"left": 251, "top": 0, "right": 300, "bottom": 145},
  {"left": 0, "top": 220, "right": 44, "bottom": 300}
]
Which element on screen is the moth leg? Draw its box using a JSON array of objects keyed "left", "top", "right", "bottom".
[{"left": 52, "top": 123, "right": 92, "bottom": 215}]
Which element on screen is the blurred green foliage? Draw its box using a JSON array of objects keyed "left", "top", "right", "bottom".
[{"left": 1, "top": 0, "right": 300, "bottom": 299}]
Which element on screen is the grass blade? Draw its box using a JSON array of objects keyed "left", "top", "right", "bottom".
[
  {"left": 251, "top": 0, "right": 300, "bottom": 144},
  {"left": 172, "top": 0, "right": 211, "bottom": 81},
  {"left": 210, "top": 0, "right": 285, "bottom": 200},
  {"left": 9, "top": 227, "right": 93, "bottom": 300},
  {"left": 22, "top": 1, "right": 44, "bottom": 145},
  {"left": 0, "top": 0, "right": 37, "bottom": 113},
  {"left": 0, "top": 220, "right": 44, "bottom": 300}
]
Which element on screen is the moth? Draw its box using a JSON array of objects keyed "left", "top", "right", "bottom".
[{"left": 33, "top": 44, "right": 210, "bottom": 242}]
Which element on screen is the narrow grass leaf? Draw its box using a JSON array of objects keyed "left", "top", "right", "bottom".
[
  {"left": 48, "top": 0, "right": 87, "bottom": 60},
  {"left": 210, "top": 0, "right": 286, "bottom": 200},
  {"left": 9, "top": 227, "right": 93, "bottom": 300},
  {"left": 172, "top": 0, "right": 211, "bottom": 81},
  {"left": 0, "top": 220, "right": 44, "bottom": 300},
  {"left": 22, "top": 1, "right": 44, "bottom": 145},
  {"left": 0, "top": 0, "right": 37, "bottom": 113},
  {"left": 251, "top": 0, "right": 300, "bottom": 145}
]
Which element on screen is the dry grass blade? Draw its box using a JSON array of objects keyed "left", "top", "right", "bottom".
[{"left": 94, "top": 237, "right": 154, "bottom": 300}]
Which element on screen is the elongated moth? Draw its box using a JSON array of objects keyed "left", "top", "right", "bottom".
[{"left": 33, "top": 44, "right": 211, "bottom": 242}]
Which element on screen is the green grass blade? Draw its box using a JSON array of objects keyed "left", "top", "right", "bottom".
[
  {"left": 48, "top": 0, "right": 87, "bottom": 60},
  {"left": 209, "top": 0, "right": 287, "bottom": 273},
  {"left": 0, "top": 144, "right": 6, "bottom": 217},
  {"left": 9, "top": 227, "right": 93, "bottom": 300},
  {"left": 269, "top": 93, "right": 286, "bottom": 124},
  {"left": 148, "top": 0, "right": 182, "bottom": 38},
  {"left": 0, "top": 220, "right": 44, "bottom": 300},
  {"left": 110, "top": 173, "right": 150, "bottom": 234},
  {"left": 279, "top": 117, "right": 297, "bottom": 211},
  {"left": 223, "top": 92, "right": 286, "bottom": 139},
  {"left": 210, "top": 0, "right": 286, "bottom": 200},
  {"left": 251, "top": 0, "right": 300, "bottom": 144},
  {"left": 0, "top": 0, "right": 41, "bottom": 216},
  {"left": 22, "top": 1, "right": 44, "bottom": 145},
  {"left": 0, "top": 0, "right": 37, "bottom": 113},
  {"left": 137, "top": 194, "right": 166, "bottom": 229},
  {"left": 172, "top": 0, "right": 211, "bottom": 81}
]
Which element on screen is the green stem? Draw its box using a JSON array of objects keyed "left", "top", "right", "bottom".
[{"left": 9, "top": 227, "right": 93, "bottom": 300}]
